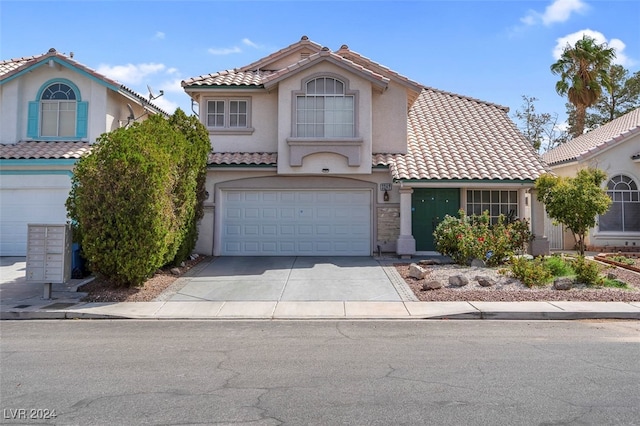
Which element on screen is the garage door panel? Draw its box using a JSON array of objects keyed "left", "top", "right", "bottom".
[
  {"left": 221, "top": 189, "right": 371, "bottom": 256},
  {"left": 1, "top": 185, "right": 70, "bottom": 256}
]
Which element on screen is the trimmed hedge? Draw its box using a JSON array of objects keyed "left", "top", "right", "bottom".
[{"left": 67, "top": 110, "right": 209, "bottom": 286}]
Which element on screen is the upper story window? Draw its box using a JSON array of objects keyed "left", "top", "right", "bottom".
[
  {"left": 27, "top": 79, "right": 88, "bottom": 140},
  {"left": 41, "top": 83, "right": 77, "bottom": 137},
  {"left": 599, "top": 174, "right": 640, "bottom": 232},
  {"left": 205, "top": 98, "right": 252, "bottom": 133},
  {"left": 295, "top": 76, "right": 354, "bottom": 138}
]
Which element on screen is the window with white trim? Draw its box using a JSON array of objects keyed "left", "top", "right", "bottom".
[
  {"left": 295, "top": 77, "right": 354, "bottom": 138},
  {"left": 599, "top": 174, "right": 640, "bottom": 232},
  {"left": 467, "top": 190, "right": 519, "bottom": 223},
  {"left": 206, "top": 99, "right": 249, "bottom": 129},
  {"left": 41, "top": 83, "right": 77, "bottom": 137}
]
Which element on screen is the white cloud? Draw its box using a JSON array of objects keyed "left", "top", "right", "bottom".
[
  {"left": 154, "top": 31, "right": 165, "bottom": 40},
  {"left": 521, "top": 0, "right": 587, "bottom": 26},
  {"left": 97, "top": 63, "right": 166, "bottom": 85},
  {"left": 208, "top": 46, "right": 242, "bottom": 55},
  {"left": 242, "top": 38, "right": 260, "bottom": 49},
  {"left": 553, "top": 29, "right": 634, "bottom": 66},
  {"left": 157, "top": 77, "right": 184, "bottom": 94},
  {"left": 150, "top": 97, "right": 179, "bottom": 114}
]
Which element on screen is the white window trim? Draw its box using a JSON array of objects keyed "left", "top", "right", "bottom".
[
  {"left": 597, "top": 173, "right": 640, "bottom": 233},
  {"left": 204, "top": 97, "right": 254, "bottom": 135},
  {"left": 291, "top": 73, "right": 359, "bottom": 140}
]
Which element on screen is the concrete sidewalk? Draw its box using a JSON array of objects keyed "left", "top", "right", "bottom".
[
  {"left": 2, "top": 256, "right": 640, "bottom": 320},
  {"left": 3, "top": 299, "right": 640, "bottom": 320}
]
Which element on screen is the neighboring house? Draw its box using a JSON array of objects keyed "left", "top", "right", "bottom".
[
  {"left": 183, "top": 36, "right": 551, "bottom": 257},
  {"left": 0, "top": 48, "right": 168, "bottom": 256},
  {"left": 542, "top": 108, "right": 640, "bottom": 252}
]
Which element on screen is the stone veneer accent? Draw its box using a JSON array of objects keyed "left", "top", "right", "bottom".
[{"left": 377, "top": 206, "right": 400, "bottom": 244}]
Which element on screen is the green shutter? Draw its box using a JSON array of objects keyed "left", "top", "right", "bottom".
[
  {"left": 27, "top": 101, "right": 39, "bottom": 138},
  {"left": 76, "top": 101, "right": 88, "bottom": 138}
]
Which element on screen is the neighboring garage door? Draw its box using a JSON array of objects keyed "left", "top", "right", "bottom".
[
  {"left": 221, "top": 189, "right": 371, "bottom": 256},
  {"left": 0, "top": 175, "right": 71, "bottom": 256}
]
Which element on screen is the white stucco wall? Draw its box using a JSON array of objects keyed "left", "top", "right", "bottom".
[
  {"left": 372, "top": 80, "right": 408, "bottom": 154},
  {"left": 550, "top": 135, "right": 640, "bottom": 249},
  {"left": 199, "top": 90, "right": 278, "bottom": 152},
  {"left": 276, "top": 62, "right": 373, "bottom": 175},
  {"left": 0, "top": 61, "right": 150, "bottom": 144}
]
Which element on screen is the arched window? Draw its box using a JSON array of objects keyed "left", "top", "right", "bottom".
[
  {"left": 295, "top": 76, "right": 354, "bottom": 138},
  {"left": 40, "top": 82, "right": 77, "bottom": 137},
  {"left": 27, "top": 79, "right": 88, "bottom": 140},
  {"left": 599, "top": 174, "right": 640, "bottom": 232}
]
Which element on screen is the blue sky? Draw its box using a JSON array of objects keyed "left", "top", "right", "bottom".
[{"left": 2, "top": 0, "right": 639, "bottom": 126}]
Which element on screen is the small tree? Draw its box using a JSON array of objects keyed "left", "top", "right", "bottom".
[
  {"left": 535, "top": 168, "right": 612, "bottom": 255},
  {"left": 513, "top": 95, "right": 569, "bottom": 152}
]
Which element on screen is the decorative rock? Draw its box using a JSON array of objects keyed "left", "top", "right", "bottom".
[
  {"left": 408, "top": 263, "right": 428, "bottom": 280},
  {"left": 607, "top": 272, "right": 617, "bottom": 280},
  {"left": 449, "top": 275, "right": 469, "bottom": 287},
  {"left": 190, "top": 253, "right": 199, "bottom": 260},
  {"left": 419, "top": 259, "right": 441, "bottom": 266},
  {"left": 476, "top": 276, "right": 495, "bottom": 287},
  {"left": 553, "top": 277, "right": 574, "bottom": 290},
  {"left": 170, "top": 267, "right": 181, "bottom": 276},
  {"left": 471, "top": 258, "right": 486, "bottom": 267},
  {"left": 180, "top": 261, "right": 186, "bottom": 267},
  {"left": 422, "top": 280, "right": 443, "bottom": 290}
]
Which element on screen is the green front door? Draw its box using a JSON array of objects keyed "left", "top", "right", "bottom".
[{"left": 412, "top": 188, "right": 460, "bottom": 251}]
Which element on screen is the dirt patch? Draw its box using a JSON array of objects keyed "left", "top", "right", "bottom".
[
  {"left": 79, "top": 256, "right": 209, "bottom": 302},
  {"left": 397, "top": 259, "right": 640, "bottom": 302}
]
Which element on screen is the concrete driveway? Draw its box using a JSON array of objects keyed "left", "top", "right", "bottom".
[{"left": 166, "top": 256, "right": 406, "bottom": 302}]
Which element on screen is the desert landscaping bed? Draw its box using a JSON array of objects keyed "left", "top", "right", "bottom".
[
  {"left": 79, "top": 255, "right": 209, "bottom": 303},
  {"left": 397, "top": 255, "right": 640, "bottom": 302}
]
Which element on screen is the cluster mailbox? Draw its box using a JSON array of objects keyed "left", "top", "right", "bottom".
[{"left": 26, "top": 224, "right": 72, "bottom": 299}]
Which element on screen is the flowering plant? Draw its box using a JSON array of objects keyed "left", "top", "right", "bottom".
[{"left": 433, "top": 210, "right": 532, "bottom": 266}]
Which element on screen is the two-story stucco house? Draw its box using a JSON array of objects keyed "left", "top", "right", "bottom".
[
  {"left": 183, "top": 36, "right": 551, "bottom": 258},
  {"left": 542, "top": 108, "right": 640, "bottom": 252},
  {"left": 0, "top": 48, "right": 167, "bottom": 256}
]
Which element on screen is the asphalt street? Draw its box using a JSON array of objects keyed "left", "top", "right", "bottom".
[{"left": 1, "top": 320, "right": 639, "bottom": 425}]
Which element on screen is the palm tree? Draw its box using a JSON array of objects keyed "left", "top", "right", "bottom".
[{"left": 550, "top": 35, "right": 616, "bottom": 138}]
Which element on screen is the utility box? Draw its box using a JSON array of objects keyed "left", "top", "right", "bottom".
[{"left": 26, "top": 224, "right": 72, "bottom": 298}]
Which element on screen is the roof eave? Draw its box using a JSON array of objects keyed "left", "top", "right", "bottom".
[{"left": 262, "top": 55, "right": 389, "bottom": 91}]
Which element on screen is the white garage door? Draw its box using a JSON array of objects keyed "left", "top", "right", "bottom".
[
  {"left": 221, "top": 190, "right": 371, "bottom": 256},
  {"left": 0, "top": 175, "right": 71, "bottom": 256}
]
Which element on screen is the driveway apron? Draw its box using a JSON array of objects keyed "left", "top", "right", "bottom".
[{"left": 169, "top": 256, "right": 402, "bottom": 302}]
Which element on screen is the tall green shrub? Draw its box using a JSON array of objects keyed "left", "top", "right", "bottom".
[
  {"left": 167, "top": 109, "right": 210, "bottom": 265},
  {"left": 67, "top": 121, "right": 179, "bottom": 286},
  {"left": 66, "top": 111, "right": 209, "bottom": 286}
]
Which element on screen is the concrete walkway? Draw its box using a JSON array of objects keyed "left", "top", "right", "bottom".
[{"left": 2, "top": 256, "right": 640, "bottom": 320}]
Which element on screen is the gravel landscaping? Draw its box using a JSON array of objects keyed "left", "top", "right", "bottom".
[{"left": 397, "top": 256, "right": 640, "bottom": 302}]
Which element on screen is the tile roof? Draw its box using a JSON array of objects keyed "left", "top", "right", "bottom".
[
  {"left": 1, "top": 49, "right": 169, "bottom": 116},
  {"left": 182, "top": 70, "right": 274, "bottom": 87},
  {"left": 387, "top": 88, "right": 548, "bottom": 180},
  {"left": 0, "top": 141, "right": 92, "bottom": 160},
  {"left": 188, "top": 37, "right": 549, "bottom": 181},
  {"left": 209, "top": 152, "right": 277, "bottom": 166},
  {"left": 182, "top": 36, "right": 422, "bottom": 97},
  {"left": 542, "top": 108, "right": 640, "bottom": 166}
]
